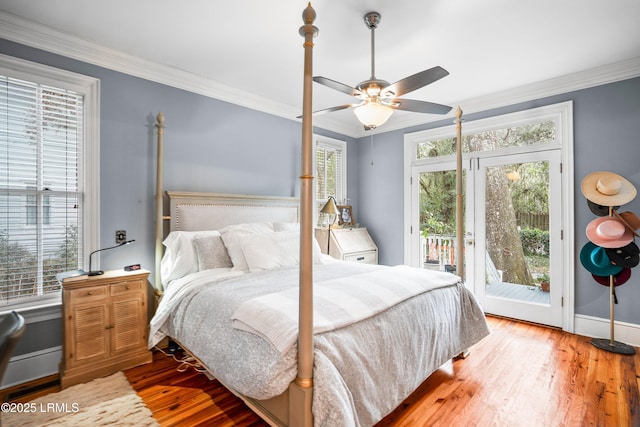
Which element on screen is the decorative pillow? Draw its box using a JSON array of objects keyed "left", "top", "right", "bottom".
[
  {"left": 193, "top": 235, "right": 233, "bottom": 270},
  {"left": 219, "top": 222, "right": 275, "bottom": 271},
  {"left": 273, "top": 222, "right": 299, "bottom": 232},
  {"left": 161, "top": 230, "right": 220, "bottom": 286},
  {"left": 240, "top": 230, "right": 323, "bottom": 272}
]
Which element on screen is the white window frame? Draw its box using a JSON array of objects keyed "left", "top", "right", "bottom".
[
  {"left": 403, "top": 101, "right": 575, "bottom": 332},
  {"left": 313, "top": 134, "right": 347, "bottom": 203},
  {"left": 0, "top": 54, "right": 99, "bottom": 312}
]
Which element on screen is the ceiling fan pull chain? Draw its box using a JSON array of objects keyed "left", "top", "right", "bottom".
[{"left": 370, "top": 134, "right": 375, "bottom": 166}]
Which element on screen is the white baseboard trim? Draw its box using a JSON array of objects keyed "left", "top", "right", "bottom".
[
  {"left": 574, "top": 314, "right": 640, "bottom": 348},
  {"left": 1, "top": 346, "right": 61, "bottom": 389}
]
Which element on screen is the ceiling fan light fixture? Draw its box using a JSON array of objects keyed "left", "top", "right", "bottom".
[{"left": 353, "top": 101, "right": 393, "bottom": 129}]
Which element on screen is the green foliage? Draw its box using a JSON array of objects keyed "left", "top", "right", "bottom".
[
  {"left": 519, "top": 227, "right": 549, "bottom": 256},
  {"left": 0, "top": 225, "right": 78, "bottom": 299},
  {"left": 419, "top": 170, "right": 458, "bottom": 236}
]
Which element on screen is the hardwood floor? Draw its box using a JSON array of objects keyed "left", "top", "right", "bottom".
[
  {"left": 123, "top": 315, "right": 640, "bottom": 426},
  {"left": 6, "top": 315, "right": 638, "bottom": 426}
]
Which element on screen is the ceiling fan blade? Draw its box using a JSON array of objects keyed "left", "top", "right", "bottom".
[
  {"left": 383, "top": 66, "right": 449, "bottom": 98},
  {"left": 313, "top": 76, "right": 363, "bottom": 97},
  {"left": 391, "top": 98, "right": 452, "bottom": 115},
  {"left": 296, "top": 104, "right": 354, "bottom": 119}
]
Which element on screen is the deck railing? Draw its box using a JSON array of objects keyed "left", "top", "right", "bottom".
[{"left": 420, "top": 234, "right": 456, "bottom": 271}]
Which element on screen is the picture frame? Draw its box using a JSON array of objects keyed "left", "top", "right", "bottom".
[{"left": 337, "top": 205, "right": 354, "bottom": 226}]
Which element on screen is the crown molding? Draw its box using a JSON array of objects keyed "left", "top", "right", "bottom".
[
  {"left": 0, "top": 12, "right": 302, "bottom": 120},
  {"left": 356, "top": 56, "right": 640, "bottom": 138},
  {"left": 1, "top": 11, "right": 638, "bottom": 140}
]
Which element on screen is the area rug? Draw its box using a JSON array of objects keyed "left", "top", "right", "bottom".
[{"left": 2, "top": 371, "right": 158, "bottom": 426}]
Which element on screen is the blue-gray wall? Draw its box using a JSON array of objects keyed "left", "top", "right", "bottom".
[
  {"left": 355, "top": 76, "right": 640, "bottom": 325},
  {"left": 0, "top": 38, "right": 357, "bottom": 358},
  {"left": 1, "top": 36, "right": 639, "bottom": 360}
]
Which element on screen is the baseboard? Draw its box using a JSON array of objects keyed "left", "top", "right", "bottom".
[
  {"left": 1, "top": 346, "right": 62, "bottom": 389},
  {"left": 574, "top": 314, "right": 640, "bottom": 348}
]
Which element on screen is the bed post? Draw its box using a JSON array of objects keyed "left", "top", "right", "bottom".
[
  {"left": 290, "top": 3, "right": 317, "bottom": 427},
  {"left": 155, "top": 113, "right": 165, "bottom": 291},
  {"left": 455, "top": 106, "right": 464, "bottom": 280}
]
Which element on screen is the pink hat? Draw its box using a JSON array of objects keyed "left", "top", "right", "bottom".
[{"left": 585, "top": 216, "right": 633, "bottom": 248}]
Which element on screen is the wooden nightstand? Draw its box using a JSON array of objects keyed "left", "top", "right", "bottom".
[
  {"left": 60, "top": 269, "right": 152, "bottom": 388},
  {"left": 315, "top": 227, "right": 378, "bottom": 264}
]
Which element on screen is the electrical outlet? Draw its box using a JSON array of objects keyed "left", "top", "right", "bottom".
[{"left": 115, "top": 230, "right": 127, "bottom": 244}]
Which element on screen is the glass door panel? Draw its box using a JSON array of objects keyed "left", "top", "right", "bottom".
[
  {"left": 418, "top": 169, "right": 465, "bottom": 276},
  {"left": 475, "top": 150, "right": 562, "bottom": 327}
]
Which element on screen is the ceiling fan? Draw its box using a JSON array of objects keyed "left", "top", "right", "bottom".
[{"left": 313, "top": 11, "right": 452, "bottom": 130}]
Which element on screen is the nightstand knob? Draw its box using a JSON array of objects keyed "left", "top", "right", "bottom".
[{"left": 88, "top": 291, "right": 93, "bottom": 295}]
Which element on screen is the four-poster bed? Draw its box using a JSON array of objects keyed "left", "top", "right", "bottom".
[{"left": 148, "top": 4, "right": 488, "bottom": 426}]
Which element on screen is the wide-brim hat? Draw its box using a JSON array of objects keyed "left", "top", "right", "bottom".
[
  {"left": 605, "top": 241, "right": 640, "bottom": 268},
  {"left": 587, "top": 200, "right": 619, "bottom": 217},
  {"left": 581, "top": 171, "right": 636, "bottom": 207},
  {"left": 613, "top": 210, "right": 640, "bottom": 237},
  {"left": 585, "top": 216, "right": 634, "bottom": 248},
  {"left": 580, "top": 242, "right": 623, "bottom": 276},
  {"left": 592, "top": 267, "right": 631, "bottom": 286}
]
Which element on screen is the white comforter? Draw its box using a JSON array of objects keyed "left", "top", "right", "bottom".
[{"left": 149, "top": 262, "right": 489, "bottom": 426}]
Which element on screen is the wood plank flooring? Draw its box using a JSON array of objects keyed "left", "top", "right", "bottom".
[
  {"left": 123, "top": 315, "right": 640, "bottom": 426},
  {"left": 6, "top": 315, "right": 638, "bottom": 426}
]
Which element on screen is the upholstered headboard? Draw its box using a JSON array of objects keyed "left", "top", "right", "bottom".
[{"left": 166, "top": 191, "right": 300, "bottom": 232}]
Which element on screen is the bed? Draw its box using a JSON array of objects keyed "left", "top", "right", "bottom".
[
  {"left": 148, "top": 5, "right": 488, "bottom": 426},
  {"left": 149, "top": 192, "right": 489, "bottom": 426}
]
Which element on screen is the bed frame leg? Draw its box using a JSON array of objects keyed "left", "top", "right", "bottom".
[
  {"left": 289, "top": 382, "right": 313, "bottom": 427},
  {"left": 454, "top": 349, "right": 471, "bottom": 360}
]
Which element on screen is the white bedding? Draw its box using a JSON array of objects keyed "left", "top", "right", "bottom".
[
  {"left": 231, "top": 265, "right": 461, "bottom": 354},
  {"left": 149, "top": 261, "right": 490, "bottom": 426}
]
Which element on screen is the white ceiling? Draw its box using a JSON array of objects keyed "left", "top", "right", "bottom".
[{"left": 1, "top": 0, "right": 639, "bottom": 137}]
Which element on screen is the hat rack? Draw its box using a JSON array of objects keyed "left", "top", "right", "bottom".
[{"left": 581, "top": 171, "right": 637, "bottom": 355}]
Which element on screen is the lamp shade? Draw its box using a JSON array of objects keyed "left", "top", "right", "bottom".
[
  {"left": 320, "top": 196, "right": 340, "bottom": 216},
  {"left": 353, "top": 102, "right": 393, "bottom": 128}
]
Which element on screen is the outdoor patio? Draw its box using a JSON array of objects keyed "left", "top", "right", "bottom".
[{"left": 485, "top": 281, "right": 550, "bottom": 304}]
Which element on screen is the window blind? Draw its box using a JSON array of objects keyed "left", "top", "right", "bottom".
[
  {"left": 315, "top": 142, "right": 343, "bottom": 202},
  {"left": 0, "top": 75, "right": 84, "bottom": 305}
]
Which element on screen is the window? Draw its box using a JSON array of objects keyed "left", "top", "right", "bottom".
[
  {"left": 0, "top": 55, "right": 99, "bottom": 309},
  {"left": 314, "top": 135, "right": 346, "bottom": 224}
]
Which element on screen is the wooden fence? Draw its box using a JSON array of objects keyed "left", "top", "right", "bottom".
[{"left": 516, "top": 212, "right": 549, "bottom": 231}]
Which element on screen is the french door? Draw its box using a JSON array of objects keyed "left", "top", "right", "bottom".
[
  {"left": 474, "top": 150, "right": 563, "bottom": 327},
  {"left": 411, "top": 149, "right": 563, "bottom": 327}
]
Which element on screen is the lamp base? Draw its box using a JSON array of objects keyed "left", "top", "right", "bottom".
[
  {"left": 591, "top": 338, "right": 636, "bottom": 355},
  {"left": 87, "top": 270, "right": 104, "bottom": 276}
]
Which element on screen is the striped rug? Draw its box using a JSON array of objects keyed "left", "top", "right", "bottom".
[{"left": 2, "top": 371, "right": 158, "bottom": 426}]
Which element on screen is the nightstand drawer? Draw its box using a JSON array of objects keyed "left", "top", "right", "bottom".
[
  {"left": 111, "top": 280, "right": 143, "bottom": 295},
  {"left": 344, "top": 251, "right": 377, "bottom": 264},
  {"left": 69, "top": 285, "right": 108, "bottom": 300}
]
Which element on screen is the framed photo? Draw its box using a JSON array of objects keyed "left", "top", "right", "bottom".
[{"left": 337, "top": 205, "right": 354, "bottom": 226}]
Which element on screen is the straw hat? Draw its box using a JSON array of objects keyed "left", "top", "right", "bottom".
[
  {"left": 581, "top": 171, "right": 636, "bottom": 207},
  {"left": 592, "top": 268, "right": 631, "bottom": 286},
  {"left": 579, "top": 242, "right": 623, "bottom": 276},
  {"left": 585, "top": 216, "right": 633, "bottom": 248}
]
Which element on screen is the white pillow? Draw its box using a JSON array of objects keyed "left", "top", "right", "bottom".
[
  {"left": 193, "top": 235, "right": 233, "bottom": 270},
  {"left": 273, "top": 222, "right": 299, "bottom": 232},
  {"left": 240, "top": 230, "right": 323, "bottom": 272},
  {"left": 161, "top": 230, "right": 220, "bottom": 286},
  {"left": 219, "top": 222, "right": 274, "bottom": 271}
]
